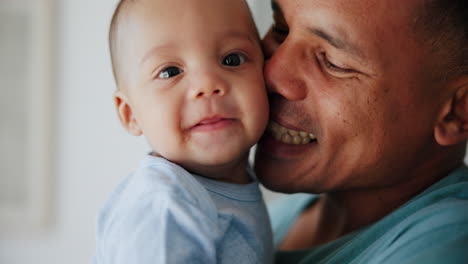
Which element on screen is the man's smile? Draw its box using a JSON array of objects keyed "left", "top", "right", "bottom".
[{"left": 268, "top": 121, "right": 317, "bottom": 145}]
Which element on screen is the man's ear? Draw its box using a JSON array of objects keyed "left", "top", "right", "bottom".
[
  {"left": 435, "top": 78, "right": 468, "bottom": 146},
  {"left": 114, "top": 91, "right": 143, "bottom": 136}
]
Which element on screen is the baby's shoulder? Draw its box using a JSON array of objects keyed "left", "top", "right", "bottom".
[
  {"left": 98, "top": 157, "right": 218, "bottom": 231},
  {"left": 130, "top": 157, "right": 211, "bottom": 207}
]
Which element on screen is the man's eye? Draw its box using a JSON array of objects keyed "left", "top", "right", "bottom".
[
  {"left": 271, "top": 12, "right": 289, "bottom": 42},
  {"left": 158, "top": 66, "right": 183, "bottom": 79},
  {"left": 270, "top": 24, "right": 289, "bottom": 44},
  {"left": 319, "top": 53, "right": 353, "bottom": 74},
  {"left": 272, "top": 25, "right": 289, "bottom": 35},
  {"left": 222, "top": 53, "right": 246, "bottom": 67}
]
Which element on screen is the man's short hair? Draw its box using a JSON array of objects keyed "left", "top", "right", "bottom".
[{"left": 417, "top": 0, "right": 468, "bottom": 78}]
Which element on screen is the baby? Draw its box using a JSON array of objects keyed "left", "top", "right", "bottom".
[{"left": 94, "top": 0, "right": 272, "bottom": 263}]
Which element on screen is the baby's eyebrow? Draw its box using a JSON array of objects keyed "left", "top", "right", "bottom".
[
  {"left": 219, "top": 30, "right": 257, "bottom": 43},
  {"left": 140, "top": 44, "right": 173, "bottom": 66},
  {"left": 139, "top": 31, "right": 256, "bottom": 67}
]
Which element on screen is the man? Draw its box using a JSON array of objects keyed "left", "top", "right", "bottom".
[{"left": 255, "top": 0, "right": 468, "bottom": 263}]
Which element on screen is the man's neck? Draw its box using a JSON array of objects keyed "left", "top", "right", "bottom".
[{"left": 280, "top": 152, "right": 464, "bottom": 250}]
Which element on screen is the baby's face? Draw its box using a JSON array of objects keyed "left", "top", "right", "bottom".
[{"left": 115, "top": 0, "right": 268, "bottom": 180}]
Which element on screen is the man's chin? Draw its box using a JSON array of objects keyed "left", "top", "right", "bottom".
[
  {"left": 254, "top": 144, "right": 324, "bottom": 194},
  {"left": 254, "top": 151, "right": 297, "bottom": 193},
  {"left": 255, "top": 131, "right": 329, "bottom": 191}
]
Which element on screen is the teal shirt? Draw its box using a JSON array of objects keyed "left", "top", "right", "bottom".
[{"left": 268, "top": 166, "right": 468, "bottom": 264}]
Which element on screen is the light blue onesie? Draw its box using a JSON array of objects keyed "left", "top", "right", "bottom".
[{"left": 94, "top": 155, "right": 273, "bottom": 264}]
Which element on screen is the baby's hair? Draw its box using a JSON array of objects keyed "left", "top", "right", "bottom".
[
  {"left": 109, "top": 0, "right": 135, "bottom": 88},
  {"left": 108, "top": 0, "right": 260, "bottom": 88}
]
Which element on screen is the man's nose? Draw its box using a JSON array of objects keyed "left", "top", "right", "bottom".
[
  {"left": 189, "top": 71, "right": 228, "bottom": 99},
  {"left": 264, "top": 40, "right": 307, "bottom": 101}
]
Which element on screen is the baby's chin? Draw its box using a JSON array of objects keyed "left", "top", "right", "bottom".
[
  {"left": 186, "top": 151, "right": 250, "bottom": 170},
  {"left": 178, "top": 152, "right": 250, "bottom": 179}
]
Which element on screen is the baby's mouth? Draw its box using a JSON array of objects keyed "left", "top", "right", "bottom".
[
  {"left": 268, "top": 121, "right": 316, "bottom": 145},
  {"left": 190, "top": 116, "right": 235, "bottom": 132},
  {"left": 197, "top": 117, "right": 226, "bottom": 126}
]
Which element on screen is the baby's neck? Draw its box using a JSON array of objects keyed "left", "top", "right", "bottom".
[
  {"left": 190, "top": 157, "right": 252, "bottom": 184},
  {"left": 151, "top": 152, "right": 251, "bottom": 184}
]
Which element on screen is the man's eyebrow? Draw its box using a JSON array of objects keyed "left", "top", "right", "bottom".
[
  {"left": 270, "top": 1, "right": 363, "bottom": 58},
  {"left": 309, "top": 27, "right": 363, "bottom": 57},
  {"left": 271, "top": 0, "right": 283, "bottom": 14}
]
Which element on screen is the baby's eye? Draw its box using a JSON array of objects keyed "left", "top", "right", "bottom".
[
  {"left": 158, "top": 66, "right": 183, "bottom": 79},
  {"left": 222, "top": 53, "right": 246, "bottom": 67}
]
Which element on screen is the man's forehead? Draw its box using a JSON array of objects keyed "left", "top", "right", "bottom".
[
  {"left": 271, "top": 0, "right": 423, "bottom": 38},
  {"left": 270, "top": 0, "right": 429, "bottom": 71},
  {"left": 272, "top": 0, "right": 423, "bottom": 19}
]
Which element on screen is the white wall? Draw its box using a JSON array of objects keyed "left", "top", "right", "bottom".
[
  {"left": 247, "top": 0, "right": 273, "bottom": 37},
  {"left": 0, "top": 1, "right": 274, "bottom": 263}
]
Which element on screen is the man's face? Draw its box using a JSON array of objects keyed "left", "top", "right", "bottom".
[
  {"left": 116, "top": 0, "right": 269, "bottom": 182},
  {"left": 255, "top": 0, "right": 448, "bottom": 193}
]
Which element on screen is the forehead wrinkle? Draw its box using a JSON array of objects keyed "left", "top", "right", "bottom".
[
  {"left": 272, "top": 0, "right": 366, "bottom": 60},
  {"left": 308, "top": 27, "right": 364, "bottom": 59}
]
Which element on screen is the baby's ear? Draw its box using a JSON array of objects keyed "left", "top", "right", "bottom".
[
  {"left": 114, "top": 91, "right": 142, "bottom": 136},
  {"left": 435, "top": 78, "right": 468, "bottom": 146}
]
